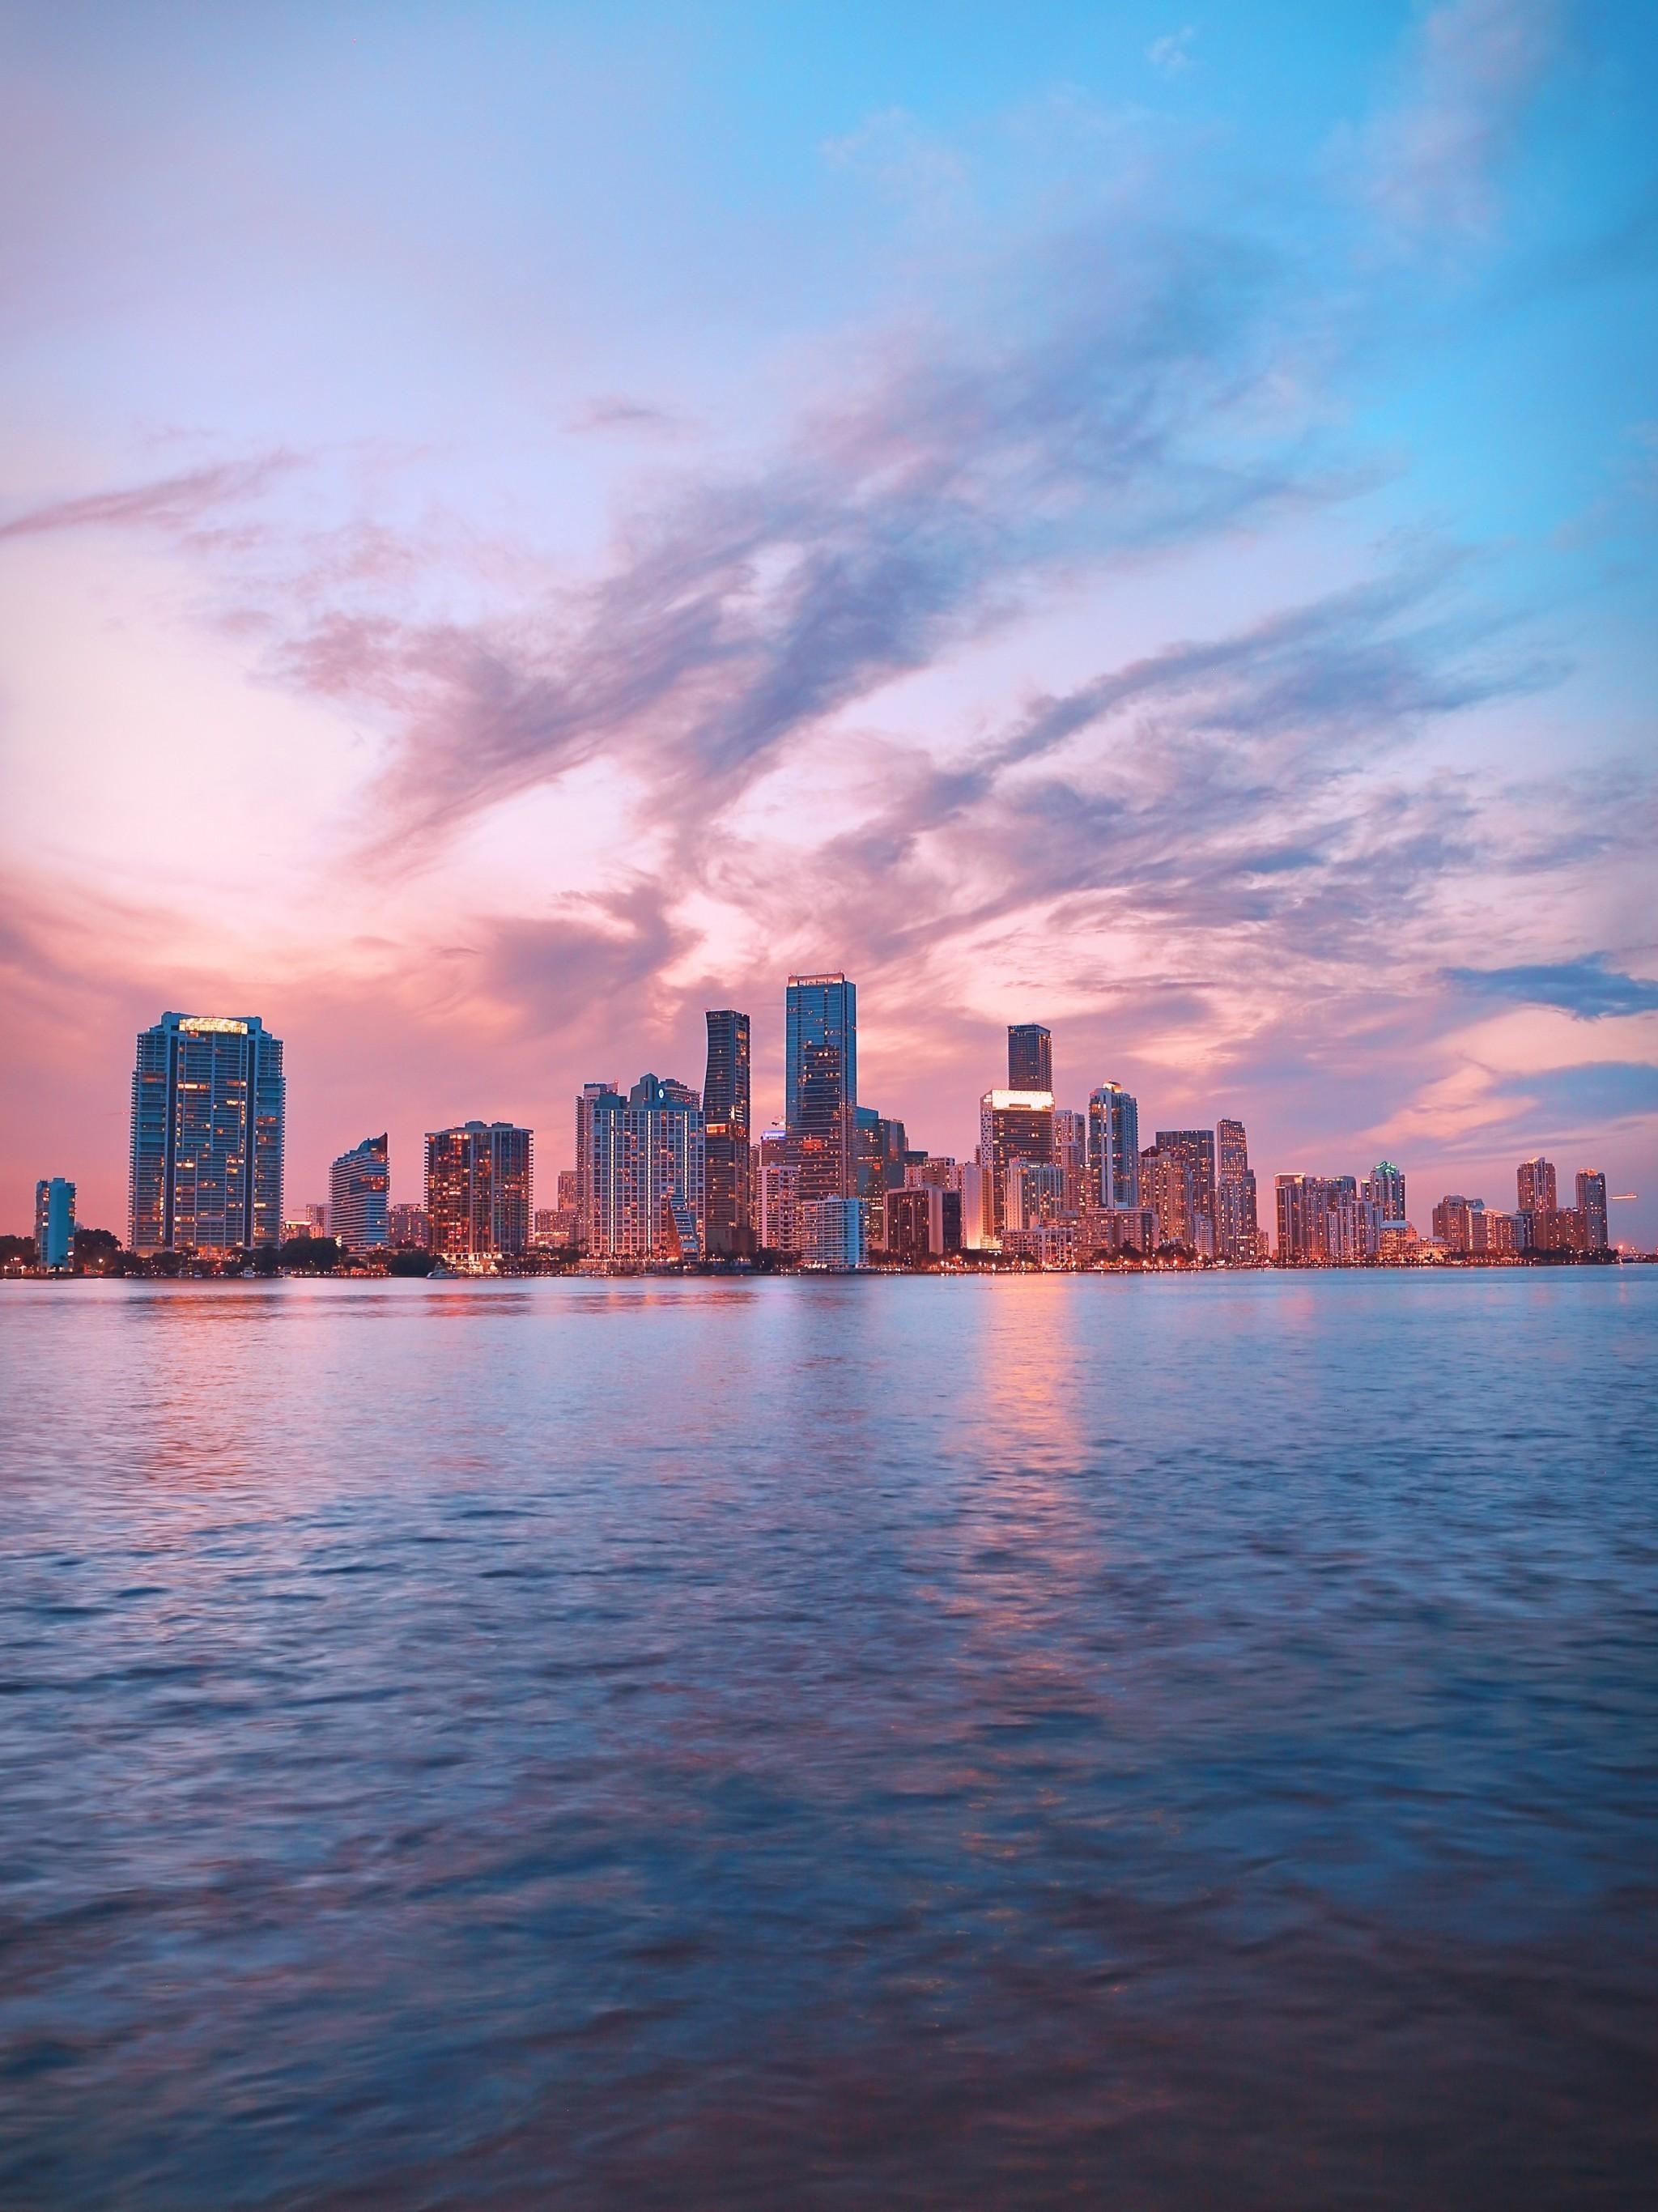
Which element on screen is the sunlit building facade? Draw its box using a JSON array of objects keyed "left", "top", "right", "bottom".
[
  {"left": 329, "top": 1132, "right": 389, "bottom": 1250},
  {"left": 1152, "top": 1129, "right": 1218, "bottom": 1259},
  {"left": 978, "top": 1090, "right": 1056, "bottom": 1240},
  {"left": 425, "top": 1121, "right": 533, "bottom": 1264},
  {"left": 798, "top": 1195, "right": 867, "bottom": 1270},
  {"left": 388, "top": 1202, "right": 428, "bottom": 1249},
  {"left": 129, "top": 1011, "right": 285, "bottom": 1256}
]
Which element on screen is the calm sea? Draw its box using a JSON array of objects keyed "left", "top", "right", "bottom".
[{"left": 1, "top": 1271, "right": 1654, "bottom": 2209}]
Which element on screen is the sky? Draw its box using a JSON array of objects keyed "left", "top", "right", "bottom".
[{"left": 2, "top": 0, "right": 1656, "bottom": 1242}]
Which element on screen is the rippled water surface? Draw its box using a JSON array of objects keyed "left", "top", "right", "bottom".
[{"left": 2, "top": 1271, "right": 1655, "bottom": 2208}]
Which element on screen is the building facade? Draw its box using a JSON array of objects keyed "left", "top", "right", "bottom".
[
  {"left": 978, "top": 1090, "right": 1056, "bottom": 1241},
  {"left": 388, "top": 1202, "right": 428, "bottom": 1249},
  {"left": 130, "top": 1012, "right": 285, "bottom": 1255},
  {"left": 1215, "top": 1117, "right": 1259, "bottom": 1264},
  {"left": 1007, "top": 1023, "right": 1052, "bottom": 1092},
  {"left": 1152, "top": 1130, "right": 1218, "bottom": 1259},
  {"left": 35, "top": 1177, "right": 75, "bottom": 1270},
  {"left": 1364, "top": 1160, "right": 1407, "bottom": 1230},
  {"left": 579, "top": 1075, "right": 706, "bottom": 1261},
  {"left": 703, "top": 1009, "right": 752, "bottom": 1256},
  {"left": 329, "top": 1133, "right": 389, "bottom": 1250},
  {"left": 1577, "top": 1170, "right": 1609, "bottom": 1252},
  {"left": 1087, "top": 1083, "right": 1141, "bottom": 1210},
  {"left": 785, "top": 973, "right": 857, "bottom": 1203},
  {"left": 798, "top": 1195, "right": 867, "bottom": 1270},
  {"left": 425, "top": 1121, "right": 533, "bottom": 1264}
]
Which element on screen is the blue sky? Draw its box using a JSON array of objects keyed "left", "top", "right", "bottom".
[{"left": 2, "top": 0, "right": 1655, "bottom": 1238}]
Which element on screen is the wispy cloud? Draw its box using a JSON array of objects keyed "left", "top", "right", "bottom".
[
  {"left": 0, "top": 453, "right": 297, "bottom": 543},
  {"left": 1356, "top": 0, "right": 1560, "bottom": 239},
  {"left": 1443, "top": 952, "right": 1658, "bottom": 1019},
  {"left": 1147, "top": 28, "right": 1198, "bottom": 79}
]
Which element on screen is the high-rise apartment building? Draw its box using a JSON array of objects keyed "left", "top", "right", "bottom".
[
  {"left": 1517, "top": 1157, "right": 1557, "bottom": 1216},
  {"left": 425, "top": 1121, "right": 533, "bottom": 1264},
  {"left": 1364, "top": 1160, "right": 1407, "bottom": 1229},
  {"left": 1151, "top": 1130, "right": 1218, "bottom": 1258},
  {"left": 1577, "top": 1170, "right": 1609, "bottom": 1252},
  {"left": 1087, "top": 1083, "right": 1140, "bottom": 1210},
  {"left": 1007, "top": 1023, "right": 1052, "bottom": 1093},
  {"left": 130, "top": 1012, "right": 285, "bottom": 1255},
  {"left": 34, "top": 1178, "right": 75, "bottom": 1270},
  {"left": 798, "top": 1195, "right": 867, "bottom": 1270},
  {"left": 1053, "top": 1109, "right": 1086, "bottom": 1214},
  {"left": 329, "top": 1133, "right": 389, "bottom": 1250},
  {"left": 1215, "top": 1117, "right": 1259, "bottom": 1264},
  {"left": 978, "top": 1090, "right": 1056, "bottom": 1240},
  {"left": 578, "top": 1076, "right": 706, "bottom": 1261},
  {"left": 1277, "top": 1172, "right": 1369, "bottom": 1263},
  {"left": 703, "top": 1010, "right": 751, "bottom": 1256},
  {"left": 756, "top": 1125, "right": 802, "bottom": 1253},
  {"left": 388, "top": 1202, "right": 428, "bottom": 1248},
  {"left": 785, "top": 973, "right": 857, "bottom": 1203}
]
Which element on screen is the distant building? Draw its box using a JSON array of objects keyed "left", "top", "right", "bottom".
[
  {"left": 579, "top": 1075, "right": 705, "bottom": 1261},
  {"left": 388, "top": 1202, "right": 428, "bottom": 1249},
  {"left": 34, "top": 1178, "right": 75, "bottom": 1270},
  {"left": 1431, "top": 1194, "right": 1517, "bottom": 1256},
  {"left": 883, "top": 1187, "right": 935, "bottom": 1265},
  {"left": 786, "top": 973, "right": 857, "bottom": 1203},
  {"left": 1278, "top": 1172, "right": 1368, "bottom": 1264},
  {"left": 130, "top": 1011, "right": 284, "bottom": 1255},
  {"left": 959, "top": 1162, "right": 989, "bottom": 1250},
  {"left": 703, "top": 1010, "right": 752, "bottom": 1256},
  {"left": 1078, "top": 1206, "right": 1157, "bottom": 1260},
  {"left": 979, "top": 1090, "right": 1056, "bottom": 1240},
  {"left": 1517, "top": 1156, "right": 1557, "bottom": 1216},
  {"left": 1153, "top": 1130, "right": 1218, "bottom": 1258},
  {"left": 904, "top": 1156, "right": 960, "bottom": 1191},
  {"left": 1088, "top": 1083, "right": 1141, "bottom": 1211},
  {"left": 425, "top": 1121, "right": 533, "bottom": 1264},
  {"left": 1004, "top": 1160, "right": 1069, "bottom": 1232},
  {"left": 1364, "top": 1160, "right": 1407, "bottom": 1230},
  {"left": 1007, "top": 1023, "right": 1052, "bottom": 1093},
  {"left": 1053, "top": 1109, "right": 1086, "bottom": 1214},
  {"left": 756, "top": 1125, "right": 802, "bottom": 1253},
  {"left": 798, "top": 1195, "right": 867, "bottom": 1270},
  {"left": 1216, "top": 1118, "right": 1259, "bottom": 1264},
  {"left": 1577, "top": 1170, "right": 1609, "bottom": 1252},
  {"left": 329, "top": 1134, "right": 389, "bottom": 1250}
]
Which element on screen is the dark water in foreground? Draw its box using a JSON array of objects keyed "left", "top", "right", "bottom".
[{"left": 1, "top": 1272, "right": 1654, "bottom": 2209}]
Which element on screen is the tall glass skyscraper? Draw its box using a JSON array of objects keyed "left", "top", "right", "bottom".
[
  {"left": 785, "top": 973, "right": 857, "bottom": 1202},
  {"left": 1087, "top": 1083, "right": 1140, "bottom": 1210},
  {"left": 1216, "top": 1117, "right": 1259, "bottom": 1262},
  {"left": 330, "top": 1133, "right": 390, "bottom": 1250},
  {"left": 129, "top": 1012, "right": 285, "bottom": 1255},
  {"left": 1007, "top": 1024, "right": 1052, "bottom": 1092},
  {"left": 703, "top": 1009, "right": 751, "bottom": 1255}
]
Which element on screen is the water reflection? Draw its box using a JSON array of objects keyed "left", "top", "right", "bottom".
[{"left": 1, "top": 1273, "right": 1654, "bottom": 2209}]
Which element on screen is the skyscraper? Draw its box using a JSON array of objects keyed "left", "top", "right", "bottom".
[
  {"left": 388, "top": 1202, "right": 428, "bottom": 1249},
  {"left": 425, "top": 1121, "right": 533, "bottom": 1264},
  {"left": 1088, "top": 1083, "right": 1140, "bottom": 1210},
  {"left": 1517, "top": 1156, "right": 1556, "bottom": 1215},
  {"left": 329, "top": 1133, "right": 389, "bottom": 1250},
  {"left": 1153, "top": 1129, "right": 1218, "bottom": 1258},
  {"left": 34, "top": 1178, "right": 75, "bottom": 1271},
  {"left": 1576, "top": 1170, "right": 1609, "bottom": 1252},
  {"left": 979, "top": 1089, "right": 1055, "bottom": 1240},
  {"left": 703, "top": 1010, "right": 751, "bottom": 1256},
  {"left": 1007, "top": 1023, "right": 1052, "bottom": 1093},
  {"left": 1364, "top": 1159, "right": 1407, "bottom": 1228},
  {"left": 579, "top": 1076, "right": 706, "bottom": 1261},
  {"left": 129, "top": 1012, "right": 284, "bottom": 1256},
  {"left": 785, "top": 973, "right": 857, "bottom": 1202},
  {"left": 1216, "top": 1117, "right": 1259, "bottom": 1264},
  {"left": 1053, "top": 1109, "right": 1086, "bottom": 1213}
]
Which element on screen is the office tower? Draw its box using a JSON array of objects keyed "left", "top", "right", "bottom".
[
  {"left": 578, "top": 1076, "right": 706, "bottom": 1261},
  {"left": 883, "top": 1188, "right": 935, "bottom": 1265},
  {"left": 905, "top": 1156, "right": 960, "bottom": 1191},
  {"left": 785, "top": 973, "right": 857, "bottom": 1203},
  {"left": 425, "top": 1121, "right": 533, "bottom": 1263},
  {"left": 130, "top": 1012, "right": 285, "bottom": 1256},
  {"left": 1087, "top": 1083, "right": 1141, "bottom": 1210},
  {"left": 1053, "top": 1109, "right": 1086, "bottom": 1213},
  {"left": 798, "top": 1195, "right": 867, "bottom": 1270},
  {"left": 388, "top": 1202, "right": 428, "bottom": 1249},
  {"left": 1364, "top": 1159, "right": 1407, "bottom": 1227},
  {"left": 1153, "top": 1130, "right": 1218, "bottom": 1258},
  {"left": 1215, "top": 1117, "right": 1259, "bottom": 1264},
  {"left": 703, "top": 1010, "right": 751, "bottom": 1256},
  {"left": 1004, "top": 1160, "right": 1069, "bottom": 1232},
  {"left": 1577, "top": 1170, "right": 1609, "bottom": 1252},
  {"left": 329, "top": 1134, "right": 389, "bottom": 1250},
  {"left": 979, "top": 1089, "right": 1056, "bottom": 1240},
  {"left": 1007, "top": 1023, "right": 1052, "bottom": 1093},
  {"left": 1517, "top": 1157, "right": 1556, "bottom": 1215},
  {"left": 34, "top": 1178, "right": 75, "bottom": 1270}
]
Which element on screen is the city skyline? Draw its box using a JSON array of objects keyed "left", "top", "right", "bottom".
[{"left": 1, "top": 4, "right": 1656, "bottom": 1244}]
